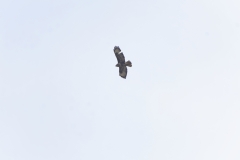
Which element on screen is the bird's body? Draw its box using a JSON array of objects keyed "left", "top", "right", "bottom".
[{"left": 113, "top": 46, "right": 132, "bottom": 79}]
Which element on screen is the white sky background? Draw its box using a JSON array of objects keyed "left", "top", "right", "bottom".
[{"left": 0, "top": 0, "right": 240, "bottom": 159}]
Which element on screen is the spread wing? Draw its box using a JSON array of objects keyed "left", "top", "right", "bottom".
[
  {"left": 115, "top": 52, "right": 125, "bottom": 64},
  {"left": 119, "top": 66, "right": 127, "bottom": 79},
  {"left": 113, "top": 46, "right": 128, "bottom": 79}
]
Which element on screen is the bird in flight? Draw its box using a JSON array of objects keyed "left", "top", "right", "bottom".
[{"left": 113, "top": 46, "right": 132, "bottom": 79}]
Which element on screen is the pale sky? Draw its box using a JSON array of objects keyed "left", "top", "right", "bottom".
[{"left": 0, "top": 0, "right": 240, "bottom": 160}]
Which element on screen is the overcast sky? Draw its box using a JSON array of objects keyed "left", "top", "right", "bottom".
[{"left": 0, "top": 0, "right": 240, "bottom": 159}]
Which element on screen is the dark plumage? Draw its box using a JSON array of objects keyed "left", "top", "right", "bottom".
[{"left": 113, "top": 46, "right": 132, "bottom": 79}]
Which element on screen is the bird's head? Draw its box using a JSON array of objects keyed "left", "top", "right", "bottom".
[
  {"left": 113, "top": 46, "right": 121, "bottom": 54},
  {"left": 116, "top": 63, "right": 121, "bottom": 67}
]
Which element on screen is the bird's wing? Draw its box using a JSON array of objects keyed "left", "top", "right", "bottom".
[
  {"left": 119, "top": 66, "right": 127, "bottom": 79},
  {"left": 115, "top": 52, "right": 125, "bottom": 64}
]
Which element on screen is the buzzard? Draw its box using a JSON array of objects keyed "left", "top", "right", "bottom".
[{"left": 113, "top": 46, "right": 132, "bottom": 79}]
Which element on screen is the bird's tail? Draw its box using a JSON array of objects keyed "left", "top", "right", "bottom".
[{"left": 125, "top": 60, "right": 132, "bottom": 67}]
